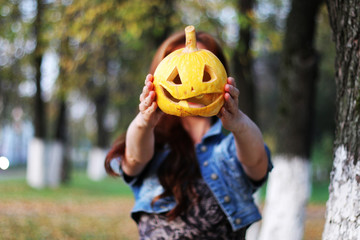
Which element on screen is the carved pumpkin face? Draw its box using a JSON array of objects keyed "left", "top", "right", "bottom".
[{"left": 153, "top": 26, "right": 227, "bottom": 117}]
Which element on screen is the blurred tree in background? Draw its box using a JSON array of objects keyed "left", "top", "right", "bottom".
[
  {"left": 259, "top": 0, "right": 323, "bottom": 238},
  {"left": 32, "top": 0, "right": 46, "bottom": 139}
]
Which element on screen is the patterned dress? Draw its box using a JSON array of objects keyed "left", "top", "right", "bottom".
[{"left": 138, "top": 180, "right": 248, "bottom": 240}]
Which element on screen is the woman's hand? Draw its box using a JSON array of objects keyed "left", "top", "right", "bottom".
[
  {"left": 138, "top": 74, "right": 163, "bottom": 128},
  {"left": 123, "top": 74, "right": 162, "bottom": 176},
  {"left": 218, "top": 77, "right": 244, "bottom": 133}
]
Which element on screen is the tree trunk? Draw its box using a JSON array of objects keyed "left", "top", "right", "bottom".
[
  {"left": 56, "top": 98, "right": 70, "bottom": 183},
  {"left": 232, "top": 0, "right": 256, "bottom": 121},
  {"left": 259, "top": 0, "right": 322, "bottom": 239},
  {"left": 33, "top": 0, "right": 46, "bottom": 139},
  {"left": 259, "top": 156, "right": 311, "bottom": 240},
  {"left": 92, "top": 43, "right": 110, "bottom": 149},
  {"left": 56, "top": 36, "right": 71, "bottom": 184},
  {"left": 27, "top": 0, "right": 48, "bottom": 189},
  {"left": 322, "top": 1, "right": 360, "bottom": 239},
  {"left": 95, "top": 88, "right": 109, "bottom": 148}
]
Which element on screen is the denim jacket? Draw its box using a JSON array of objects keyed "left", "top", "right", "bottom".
[{"left": 111, "top": 120, "right": 272, "bottom": 231}]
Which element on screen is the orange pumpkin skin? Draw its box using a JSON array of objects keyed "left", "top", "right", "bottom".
[{"left": 153, "top": 26, "right": 227, "bottom": 117}]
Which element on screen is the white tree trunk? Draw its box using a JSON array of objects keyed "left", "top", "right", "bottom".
[
  {"left": 87, "top": 147, "right": 107, "bottom": 181},
  {"left": 27, "top": 138, "right": 46, "bottom": 188},
  {"left": 27, "top": 138, "right": 64, "bottom": 188},
  {"left": 322, "top": 145, "right": 360, "bottom": 240},
  {"left": 258, "top": 155, "right": 311, "bottom": 240},
  {"left": 246, "top": 191, "right": 261, "bottom": 240},
  {"left": 46, "top": 141, "right": 64, "bottom": 188}
]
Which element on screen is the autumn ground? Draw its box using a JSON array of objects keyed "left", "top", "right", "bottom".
[
  {"left": 0, "top": 197, "right": 138, "bottom": 240},
  {"left": 0, "top": 170, "right": 326, "bottom": 240},
  {"left": 304, "top": 204, "right": 326, "bottom": 240},
  {"left": 0, "top": 199, "right": 326, "bottom": 240}
]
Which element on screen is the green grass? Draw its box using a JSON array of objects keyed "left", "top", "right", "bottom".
[
  {"left": 0, "top": 171, "right": 327, "bottom": 240},
  {"left": 0, "top": 170, "right": 133, "bottom": 201},
  {"left": 310, "top": 181, "right": 330, "bottom": 204},
  {"left": 0, "top": 170, "right": 329, "bottom": 203},
  {"left": 0, "top": 170, "right": 138, "bottom": 240},
  {"left": 259, "top": 181, "right": 329, "bottom": 204}
]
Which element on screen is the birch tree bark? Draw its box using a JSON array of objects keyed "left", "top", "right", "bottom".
[
  {"left": 322, "top": 1, "right": 360, "bottom": 239},
  {"left": 259, "top": 0, "right": 322, "bottom": 239}
]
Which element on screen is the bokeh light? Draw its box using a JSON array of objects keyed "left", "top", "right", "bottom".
[{"left": 0, "top": 156, "right": 10, "bottom": 170}]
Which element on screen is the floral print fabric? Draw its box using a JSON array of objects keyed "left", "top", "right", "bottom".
[{"left": 138, "top": 180, "right": 247, "bottom": 240}]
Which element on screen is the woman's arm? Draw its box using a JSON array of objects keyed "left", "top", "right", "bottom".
[
  {"left": 218, "top": 77, "right": 268, "bottom": 181},
  {"left": 122, "top": 74, "right": 163, "bottom": 176}
]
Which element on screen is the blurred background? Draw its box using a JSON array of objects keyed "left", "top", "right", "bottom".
[{"left": 0, "top": 0, "right": 334, "bottom": 239}]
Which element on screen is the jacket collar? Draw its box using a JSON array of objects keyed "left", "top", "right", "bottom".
[{"left": 202, "top": 119, "right": 223, "bottom": 141}]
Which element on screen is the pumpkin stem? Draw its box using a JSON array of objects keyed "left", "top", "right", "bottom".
[{"left": 184, "top": 25, "right": 198, "bottom": 53}]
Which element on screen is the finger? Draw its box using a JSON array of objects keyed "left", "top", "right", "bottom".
[
  {"left": 224, "top": 88, "right": 239, "bottom": 115},
  {"left": 141, "top": 80, "right": 155, "bottom": 102},
  {"left": 224, "top": 92, "right": 239, "bottom": 114},
  {"left": 219, "top": 106, "right": 230, "bottom": 119},
  {"left": 140, "top": 85, "right": 149, "bottom": 102},
  {"left": 147, "top": 80, "right": 154, "bottom": 91},
  {"left": 224, "top": 92, "right": 231, "bottom": 102},
  {"left": 139, "top": 91, "right": 153, "bottom": 111},
  {"left": 145, "top": 74, "right": 154, "bottom": 84},
  {"left": 225, "top": 84, "right": 239, "bottom": 99},
  {"left": 144, "top": 91, "right": 155, "bottom": 106},
  {"left": 139, "top": 101, "right": 146, "bottom": 112},
  {"left": 227, "top": 77, "right": 236, "bottom": 87},
  {"left": 146, "top": 101, "right": 158, "bottom": 115}
]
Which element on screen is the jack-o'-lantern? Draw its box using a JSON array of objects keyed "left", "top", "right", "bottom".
[{"left": 153, "top": 25, "right": 227, "bottom": 117}]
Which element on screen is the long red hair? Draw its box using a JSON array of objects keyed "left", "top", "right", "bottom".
[{"left": 105, "top": 29, "right": 228, "bottom": 219}]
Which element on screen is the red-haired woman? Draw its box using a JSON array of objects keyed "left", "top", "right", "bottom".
[{"left": 105, "top": 30, "right": 272, "bottom": 240}]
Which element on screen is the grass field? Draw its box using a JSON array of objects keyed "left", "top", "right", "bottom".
[{"left": 0, "top": 170, "right": 328, "bottom": 240}]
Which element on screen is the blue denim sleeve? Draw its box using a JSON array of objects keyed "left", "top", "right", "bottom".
[
  {"left": 224, "top": 134, "right": 273, "bottom": 192},
  {"left": 110, "top": 157, "right": 139, "bottom": 186}
]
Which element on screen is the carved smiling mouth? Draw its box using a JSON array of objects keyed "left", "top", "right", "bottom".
[{"left": 161, "top": 86, "right": 222, "bottom": 108}]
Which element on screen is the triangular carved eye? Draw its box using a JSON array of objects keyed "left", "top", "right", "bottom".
[
  {"left": 167, "top": 67, "right": 182, "bottom": 85},
  {"left": 203, "top": 65, "right": 214, "bottom": 82}
]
